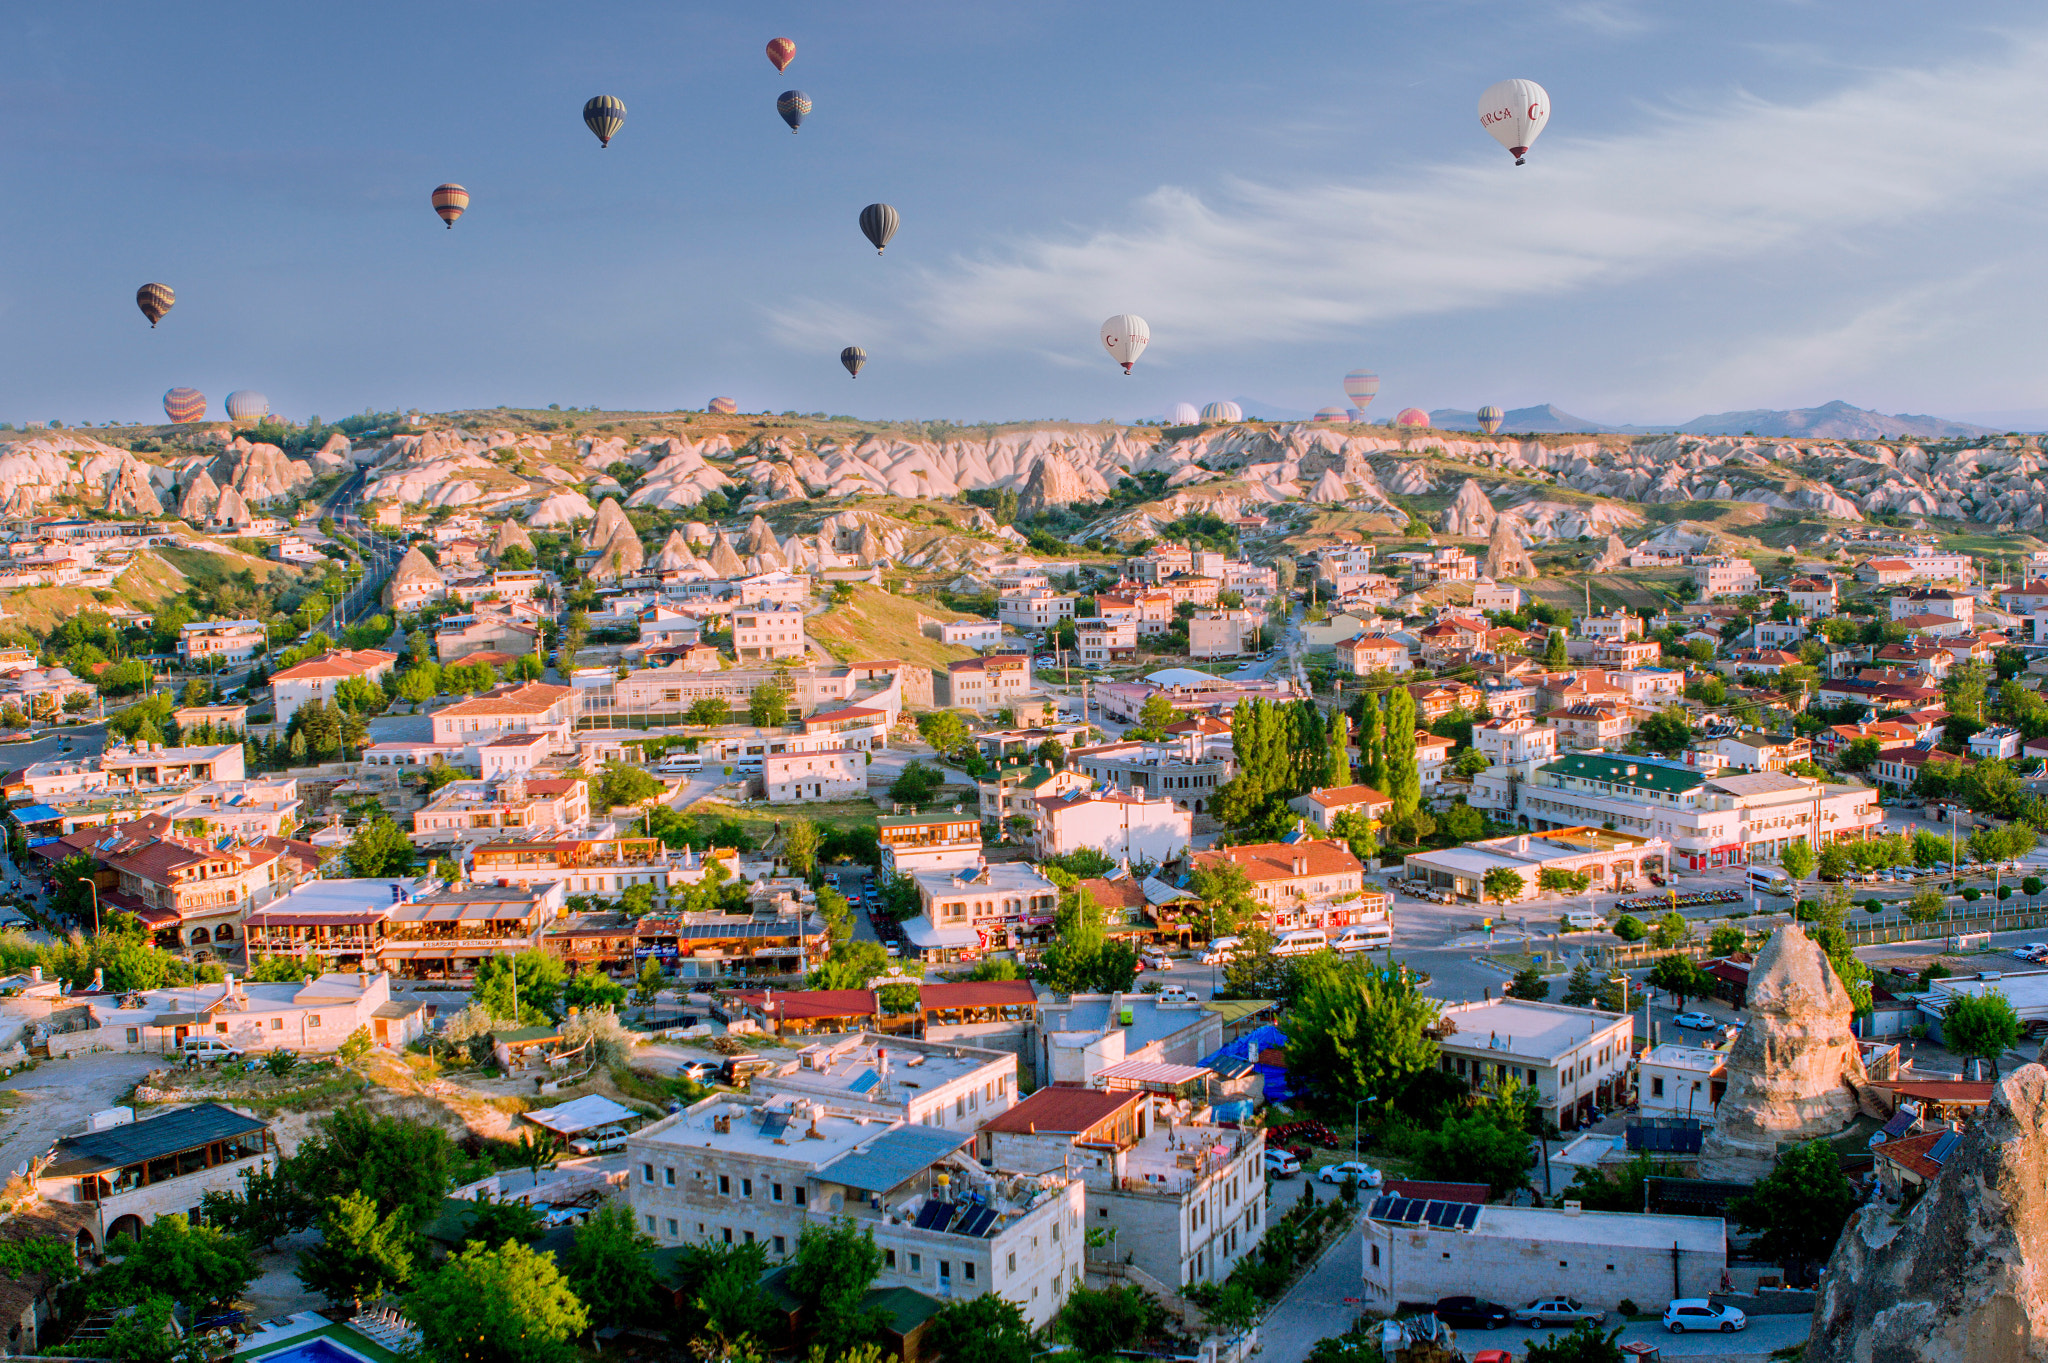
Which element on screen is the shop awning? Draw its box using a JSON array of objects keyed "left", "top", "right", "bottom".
[{"left": 901, "top": 919, "right": 977, "bottom": 949}]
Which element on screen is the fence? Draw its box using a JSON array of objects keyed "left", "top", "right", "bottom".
[{"left": 1587, "top": 901, "right": 2048, "bottom": 968}]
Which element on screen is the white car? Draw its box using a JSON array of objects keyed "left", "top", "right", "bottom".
[
  {"left": 1200, "top": 936, "right": 1243, "bottom": 965},
  {"left": 1263, "top": 1150, "right": 1301, "bottom": 1178},
  {"left": 1316, "top": 1161, "right": 1383, "bottom": 1188},
  {"left": 2016, "top": 943, "right": 2048, "bottom": 961},
  {"left": 1662, "top": 1300, "right": 1745, "bottom": 1334},
  {"left": 1141, "top": 949, "right": 1174, "bottom": 971}
]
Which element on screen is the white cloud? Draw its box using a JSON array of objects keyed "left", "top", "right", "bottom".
[{"left": 820, "top": 31, "right": 2048, "bottom": 364}]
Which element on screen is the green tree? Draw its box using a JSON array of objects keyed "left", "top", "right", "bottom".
[
  {"left": 97, "top": 1214, "right": 258, "bottom": 1313},
  {"left": 1708, "top": 923, "right": 1746, "bottom": 955},
  {"left": 1646, "top": 954, "right": 1711, "bottom": 1008},
  {"left": 1779, "top": 838, "right": 1817, "bottom": 882},
  {"left": 1905, "top": 886, "right": 1945, "bottom": 924},
  {"left": 1282, "top": 955, "right": 1442, "bottom": 1108},
  {"left": 347, "top": 817, "right": 415, "bottom": 878},
  {"left": 1506, "top": 964, "right": 1549, "bottom": 1000},
  {"left": 631, "top": 956, "right": 667, "bottom": 1007},
  {"left": 1322, "top": 710, "right": 1353, "bottom": 787},
  {"left": 1188, "top": 858, "right": 1261, "bottom": 936},
  {"left": 1417, "top": 1112, "right": 1531, "bottom": 1199},
  {"left": 926, "top": 1295, "right": 1034, "bottom": 1363},
  {"left": 1650, "top": 910, "right": 1692, "bottom": 947},
  {"left": 290, "top": 1104, "right": 457, "bottom": 1230},
  {"left": 397, "top": 664, "right": 439, "bottom": 705},
  {"left": 749, "top": 684, "right": 789, "bottom": 727},
  {"left": 1561, "top": 958, "right": 1597, "bottom": 1007},
  {"left": 689, "top": 696, "right": 730, "bottom": 727},
  {"left": 1562, "top": 1153, "right": 1689, "bottom": 1214},
  {"left": 1382, "top": 686, "right": 1420, "bottom": 816},
  {"left": 1635, "top": 708, "right": 1691, "bottom": 754},
  {"left": 1125, "top": 691, "right": 1179, "bottom": 741},
  {"left": 1841, "top": 736, "right": 1882, "bottom": 771},
  {"left": 665, "top": 1240, "right": 774, "bottom": 1355},
  {"left": 783, "top": 818, "right": 821, "bottom": 876},
  {"left": 562, "top": 970, "right": 627, "bottom": 1013},
  {"left": 333, "top": 675, "right": 386, "bottom": 716},
  {"left": 809, "top": 940, "right": 889, "bottom": 991},
  {"left": 593, "top": 760, "right": 660, "bottom": 809},
  {"left": 51, "top": 853, "right": 100, "bottom": 927},
  {"left": 1481, "top": 867, "right": 1525, "bottom": 904},
  {"left": 787, "top": 1219, "right": 888, "bottom": 1360},
  {"left": 404, "top": 1240, "right": 588, "bottom": 1363},
  {"left": 1730, "top": 1139, "right": 1858, "bottom": 1276},
  {"left": 1544, "top": 627, "right": 1567, "bottom": 667},
  {"left": 887, "top": 760, "right": 945, "bottom": 805},
  {"left": 1523, "top": 1319, "right": 1624, "bottom": 1363},
  {"left": 473, "top": 949, "right": 566, "bottom": 1023},
  {"left": 1943, "top": 989, "right": 2022, "bottom": 1077},
  {"left": 294, "top": 1191, "right": 414, "bottom": 1312},
  {"left": 1038, "top": 882, "right": 1138, "bottom": 995},
  {"left": 1329, "top": 809, "right": 1379, "bottom": 863},
  {"left": 916, "top": 710, "right": 970, "bottom": 754},
  {"left": 967, "top": 956, "right": 1022, "bottom": 981},
  {"left": 1056, "top": 1286, "right": 1168, "bottom": 1360},
  {"left": 338, "top": 1025, "right": 373, "bottom": 1065}
]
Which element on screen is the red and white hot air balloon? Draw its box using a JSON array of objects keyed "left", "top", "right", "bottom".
[
  {"left": 1478, "top": 78, "right": 1550, "bottom": 164},
  {"left": 1100, "top": 315, "right": 1149, "bottom": 374},
  {"left": 1394, "top": 407, "right": 1430, "bottom": 429}
]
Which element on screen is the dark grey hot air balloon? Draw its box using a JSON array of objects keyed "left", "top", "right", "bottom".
[
  {"left": 136, "top": 282, "right": 174, "bottom": 328},
  {"left": 841, "top": 346, "right": 866, "bottom": 378},
  {"left": 859, "top": 203, "right": 898, "bottom": 255},
  {"left": 583, "top": 95, "right": 626, "bottom": 147}
]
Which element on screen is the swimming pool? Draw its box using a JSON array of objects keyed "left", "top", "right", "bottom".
[{"left": 249, "top": 1336, "right": 379, "bottom": 1363}]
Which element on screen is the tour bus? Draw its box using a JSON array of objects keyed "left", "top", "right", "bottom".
[
  {"left": 657, "top": 753, "right": 703, "bottom": 773},
  {"left": 1270, "top": 928, "right": 1330, "bottom": 957},
  {"left": 1331, "top": 922, "right": 1394, "bottom": 953},
  {"left": 1745, "top": 867, "right": 1790, "bottom": 895}
]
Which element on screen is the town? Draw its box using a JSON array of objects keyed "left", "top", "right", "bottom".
[{"left": 0, "top": 409, "right": 2044, "bottom": 1363}]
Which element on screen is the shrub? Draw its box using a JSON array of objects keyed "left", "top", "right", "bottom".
[
  {"left": 2026, "top": 877, "right": 2044, "bottom": 897},
  {"left": 1963, "top": 887, "right": 1982, "bottom": 902},
  {"left": 1999, "top": 885, "right": 2014, "bottom": 901},
  {"left": 1612, "top": 914, "right": 1646, "bottom": 942},
  {"left": 1617, "top": 1299, "right": 1640, "bottom": 1317},
  {"left": 1864, "top": 899, "right": 1884, "bottom": 914}
]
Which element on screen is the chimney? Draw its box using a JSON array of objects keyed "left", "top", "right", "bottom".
[
  {"left": 29, "top": 966, "right": 41, "bottom": 983},
  {"left": 90, "top": 967, "right": 104, "bottom": 992}
]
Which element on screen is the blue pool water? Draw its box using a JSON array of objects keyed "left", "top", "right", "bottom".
[{"left": 254, "top": 1338, "right": 377, "bottom": 1363}]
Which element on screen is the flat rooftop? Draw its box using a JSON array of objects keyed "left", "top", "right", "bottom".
[
  {"left": 912, "top": 864, "right": 1056, "bottom": 896},
  {"left": 632, "top": 1096, "right": 918, "bottom": 1170},
  {"left": 1437, "top": 998, "right": 1629, "bottom": 1062},
  {"left": 1044, "top": 994, "right": 1215, "bottom": 1051},
  {"left": 1643, "top": 1043, "right": 1724, "bottom": 1071},
  {"left": 757, "top": 1035, "right": 1010, "bottom": 1104},
  {"left": 1473, "top": 1204, "right": 1724, "bottom": 1252}
]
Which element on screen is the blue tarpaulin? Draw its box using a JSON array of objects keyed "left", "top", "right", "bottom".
[
  {"left": 12, "top": 805, "right": 61, "bottom": 824},
  {"left": 1201, "top": 1024, "right": 1293, "bottom": 1105}
]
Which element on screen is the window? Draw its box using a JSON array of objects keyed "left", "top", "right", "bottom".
[
  {"left": 644, "top": 1215, "right": 655, "bottom": 1232},
  {"left": 642, "top": 1164, "right": 655, "bottom": 1184},
  {"left": 309, "top": 1015, "right": 321, "bottom": 1028},
  {"left": 794, "top": 1187, "right": 806, "bottom": 1207},
  {"left": 744, "top": 1230, "right": 755, "bottom": 1244},
  {"left": 723, "top": 1228, "right": 734, "bottom": 1244},
  {"left": 772, "top": 1183, "right": 784, "bottom": 1203},
  {"left": 909, "top": 1254, "right": 921, "bottom": 1273},
  {"left": 1371, "top": 1245, "right": 1381, "bottom": 1267},
  {"left": 885, "top": 1249, "right": 897, "bottom": 1269},
  {"left": 955, "top": 1096, "right": 965, "bottom": 1119},
  {"left": 270, "top": 1018, "right": 282, "bottom": 1030},
  {"left": 719, "top": 1175, "right": 730, "bottom": 1195},
  {"left": 664, "top": 1168, "right": 676, "bottom": 1186},
  {"left": 666, "top": 1218, "right": 678, "bottom": 1236},
  {"left": 939, "top": 1261, "right": 951, "bottom": 1281},
  {"left": 125, "top": 1028, "right": 139, "bottom": 1043},
  {"left": 1651, "top": 1078, "right": 1665, "bottom": 1098},
  {"left": 1007, "top": 1252, "right": 1016, "bottom": 1273},
  {"left": 741, "top": 1178, "right": 752, "bottom": 1198}
]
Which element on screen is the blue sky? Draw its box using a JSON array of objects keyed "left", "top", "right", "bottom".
[{"left": 5, "top": 1, "right": 2048, "bottom": 429}]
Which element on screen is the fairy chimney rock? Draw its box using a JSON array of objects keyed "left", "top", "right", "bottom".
[
  {"left": 177, "top": 469, "right": 221, "bottom": 521},
  {"left": 708, "top": 531, "right": 746, "bottom": 578},
  {"left": 1439, "top": 478, "right": 1498, "bottom": 537},
  {"left": 1484, "top": 515, "right": 1537, "bottom": 581},
  {"left": 1697, "top": 923, "right": 1867, "bottom": 1179},
  {"left": 491, "top": 518, "right": 536, "bottom": 562},
  {"left": 1806, "top": 1065, "right": 2048, "bottom": 1363},
  {"left": 1016, "top": 450, "right": 1090, "bottom": 518}
]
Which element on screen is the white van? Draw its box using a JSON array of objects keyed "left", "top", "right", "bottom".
[
  {"left": 1331, "top": 923, "right": 1393, "bottom": 953},
  {"left": 657, "top": 753, "right": 703, "bottom": 773},
  {"left": 1561, "top": 910, "right": 1606, "bottom": 931},
  {"left": 1746, "top": 867, "right": 1790, "bottom": 894},
  {"left": 1271, "top": 929, "right": 1330, "bottom": 957}
]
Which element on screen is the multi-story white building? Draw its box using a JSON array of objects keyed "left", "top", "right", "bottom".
[
  {"left": 269, "top": 648, "right": 398, "bottom": 726},
  {"left": 1691, "top": 557, "right": 1761, "bottom": 601},
  {"left": 877, "top": 811, "right": 984, "bottom": 877},
  {"left": 764, "top": 748, "right": 867, "bottom": 803},
  {"left": 1889, "top": 588, "right": 1974, "bottom": 626},
  {"left": 1029, "top": 788, "right": 1191, "bottom": 865},
  {"left": 752, "top": 1034, "right": 1018, "bottom": 1132},
  {"left": 1515, "top": 752, "right": 1882, "bottom": 871},
  {"left": 996, "top": 588, "right": 1075, "bottom": 631},
  {"left": 35, "top": 1103, "right": 278, "bottom": 1252},
  {"left": 1470, "top": 582, "right": 1524, "bottom": 613},
  {"left": 1075, "top": 617, "right": 1137, "bottom": 666},
  {"left": 1334, "top": 636, "right": 1412, "bottom": 676},
  {"left": 1786, "top": 577, "right": 1839, "bottom": 617},
  {"left": 1433, "top": 997, "right": 1634, "bottom": 1129},
  {"left": 627, "top": 1095, "right": 1085, "bottom": 1327},
  {"left": 979, "top": 1087, "right": 1266, "bottom": 1291},
  {"left": 1067, "top": 738, "right": 1232, "bottom": 815},
  {"left": 1577, "top": 609, "right": 1643, "bottom": 642},
  {"left": 939, "top": 619, "right": 1004, "bottom": 647},
  {"left": 942, "top": 654, "right": 1033, "bottom": 710},
  {"left": 430, "top": 681, "right": 580, "bottom": 751},
  {"left": 179, "top": 619, "right": 267, "bottom": 665},
  {"left": 732, "top": 608, "right": 809, "bottom": 661},
  {"left": 908, "top": 862, "right": 1060, "bottom": 958},
  {"left": 1188, "top": 609, "right": 1261, "bottom": 659}
]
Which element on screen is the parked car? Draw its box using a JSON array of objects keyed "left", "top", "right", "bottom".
[
  {"left": 1670, "top": 1011, "right": 1721, "bottom": 1031},
  {"left": 2017, "top": 943, "right": 2048, "bottom": 961},
  {"left": 1199, "top": 936, "right": 1242, "bottom": 965},
  {"left": 569, "top": 1130, "right": 628, "bottom": 1155},
  {"left": 679, "top": 1061, "right": 719, "bottom": 1083},
  {"left": 179, "top": 1037, "right": 245, "bottom": 1065},
  {"left": 1663, "top": 1300, "right": 1745, "bottom": 1334},
  {"left": 1316, "top": 1161, "right": 1383, "bottom": 1188},
  {"left": 1511, "top": 1298, "right": 1603, "bottom": 1327},
  {"left": 1140, "top": 948, "right": 1173, "bottom": 971},
  {"left": 1432, "top": 1297, "right": 1512, "bottom": 1330},
  {"left": 1262, "top": 1150, "right": 1301, "bottom": 1179}
]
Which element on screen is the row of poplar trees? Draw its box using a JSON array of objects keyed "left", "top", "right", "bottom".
[{"left": 1212, "top": 691, "right": 1421, "bottom": 838}]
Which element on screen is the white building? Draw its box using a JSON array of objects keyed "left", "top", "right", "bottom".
[
  {"left": 997, "top": 589, "right": 1075, "bottom": 631},
  {"left": 763, "top": 748, "right": 867, "bottom": 803},
  {"left": 35, "top": 1103, "right": 277, "bottom": 1253},
  {"left": 1636, "top": 1042, "right": 1725, "bottom": 1122},
  {"left": 907, "top": 862, "right": 1060, "bottom": 959},
  {"left": 751, "top": 1033, "right": 1017, "bottom": 1132},
  {"left": 1969, "top": 725, "right": 2022, "bottom": 761},
  {"left": 47, "top": 969, "right": 427, "bottom": 1059},
  {"left": 1470, "top": 582, "right": 1524, "bottom": 613},
  {"left": 1075, "top": 617, "right": 1138, "bottom": 666},
  {"left": 1030, "top": 788, "right": 1191, "bottom": 866},
  {"left": 1691, "top": 557, "right": 1760, "bottom": 601},
  {"left": 1432, "top": 997, "right": 1635, "bottom": 1129},
  {"left": 626, "top": 1094, "right": 1085, "bottom": 1328},
  {"left": 268, "top": 648, "right": 397, "bottom": 726},
  {"left": 940, "top": 619, "right": 1004, "bottom": 647},
  {"left": 179, "top": 619, "right": 267, "bottom": 665},
  {"left": 732, "top": 608, "right": 809, "bottom": 661},
  {"left": 1361, "top": 1202, "right": 1725, "bottom": 1315}
]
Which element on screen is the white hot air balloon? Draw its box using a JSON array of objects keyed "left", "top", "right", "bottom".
[
  {"left": 1167, "top": 402, "right": 1199, "bottom": 425},
  {"left": 1478, "top": 78, "right": 1550, "bottom": 164},
  {"left": 1100, "top": 314, "right": 1149, "bottom": 374},
  {"left": 1199, "top": 401, "right": 1242, "bottom": 423}
]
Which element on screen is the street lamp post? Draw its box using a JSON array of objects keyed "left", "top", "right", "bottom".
[
  {"left": 1353, "top": 1095, "right": 1379, "bottom": 1159},
  {"left": 76, "top": 876, "right": 100, "bottom": 936}
]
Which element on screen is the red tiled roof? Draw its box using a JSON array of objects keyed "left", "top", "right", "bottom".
[
  {"left": 978, "top": 1085, "right": 1139, "bottom": 1136},
  {"left": 918, "top": 980, "right": 1037, "bottom": 1011},
  {"left": 1872, "top": 1129, "right": 1948, "bottom": 1182},
  {"left": 1191, "top": 838, "right": 1362, "bottom": 884},
  {"left": 1300, "top": 784, "right": 1392, "bottom": 810},
  {"left": 1886, "top": 1080, "right": 1994, "bottom": 1104},
  {"left": 271, "top": 648, "right": 398, "bottom": 681},
  {"left": 730, "top": 989, "right": 877, "bottom": 1020},
  {"left": 1076, "top": 877, "right": 1148, "bottom": 912},
  {"left": 437, "top": 681, "right": 575, "bottom": 718}
]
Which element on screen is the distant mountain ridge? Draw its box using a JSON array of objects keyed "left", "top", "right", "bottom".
[{"left": 1427, "top": 398, "right": 1998, "bottom": 439}]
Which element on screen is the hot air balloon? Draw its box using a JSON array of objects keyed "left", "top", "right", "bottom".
[
  {"left": 1342, "top": 368, "right": 1379, "bottom": 412},
  {"left": 858, "top": 204, "right": 898, "bottom": 255},
  {"left": 841, "top": 346, "right": 866, "bottom": 378},
  {"left": 766, "top": 37, "right": 795, "bottom": 72},
  {"left": 1477, "top": 405, "right": 1505, "bottom": 435},
  {"left": 1200, "top": 402, "right": 1243, "bottom": 423},
  {"left": 432, "top": 184, "right": 469, "bottom": 229},
  {"left": 1314, "top": 407, "right": 1350, "bottom": 423},
  {"left": 225, "top": 391, "right": 269, "bottom": 422},
  {"left": 583, "top": 95, "right": 626, "bottom": 147},
  {"left": 1478, "top": 78, "right": 1550, "bottom": 164},
  {"left": 1167, "top": 402, "right": 1199, "bottom": 425},
  {"left": 1394, "top": 407, "right": 1430, "bottom": 428},
  {"left": 163, "top": 388, "right": 207, "bottom": 424},
  {"left": 1099, "top": 315, "right": 1149, "bottom": 375},
  {"left": 136, "top": 283, "right": 174, "bottom": 329},
  {"left": 777, "top": 90, "right": 811, "bottom": 132},
  {"left": 708, "top": 397, "right": 738, "bottom": 415}
]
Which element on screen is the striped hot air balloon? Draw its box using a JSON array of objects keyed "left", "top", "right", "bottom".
[
  {"left": 766, "top": 37, "right": 795, "bottom": 72},
  {"left": 225, "top": 390, "right": 269, "bottom": 422},
  {"left": 432, "top": 184, "right": 469, "bottom": 229},
  {"left": 841, "top": 346, "right": 866, "bottom": 378},
  {"left": 708, "top": 397, "right": 737, "bottom": 415},
  {"left": 1200, "top": 402, "right": 1243, "bottom": 423},
  {"left": 1394, "top": 407, "right": 1429, "bottom": 428},
  {"left": 163, "top": 388, "right": 207, "bottom": 424},
  {"left": 136, "top": 282, "right": 174, "bottom": 328},
  {"left": 1314, "top": 407, "right": 1350, "bottom": 423},
  {"left": 1342, "top": 368, "right": 1379, "bottom": 412},
  {"left": 583, "top": 95, "right": 626, "bottom": 147},
  {"left": 859, "top": 203, "right": 898, "bottom": 255},
  {"left": 1167, "top": 402, "right": 1199, "bottom": 425},
  {"left": 777, "top": 90, "right": 811, "bottom": 132},
  {"left": 1477, "top": 405, "right": 1505, "bottom": 434}
]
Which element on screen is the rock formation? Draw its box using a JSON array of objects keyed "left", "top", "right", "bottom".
[
  {"left": 585, "top": 497, "right": 633, "bottom": 550},
  {"left": 1439, "top": 478, "right": 1497, "bottom": 537},
  {"left": 1807, "top": 1066, "right": 2048, "bottom": 1362},
  {"left": 1308, "top": 469, "right": 1350, "bottom": 504},
  {"left": 220, "top": 440, "right": 315, "bottom": 505},
  {"left": 1016, "top": 450, "right": 1095, "bottom": 517},
  {"left": 212, "top": 485, "right": 252, "bottom": 527},
  {"left": 527, "top": 490, "right": 596, "bottom": 528},
  {"left": 1590, "top": 533, "right": 1629, "bottom": 572},
  {"left": 707, "top": 531, "right": 746, "bottom": 578},
  {"left": 105, "top": 460, "right": 163, "bottom": 517},
  {"left": 744, "top": 514, "right": 777, "bottom": 555},
  {"left": 176, "top": 469, "right": 221, "bottom": 521},
  {"left": 652, "top": 530, "right": 694, "bottom": 573},
  {"left": 1698, "top": 924, "right": 1867, "bottom": 1179},
  {"left": 684, "top": 521, "right": 712, "bottom": 547},
  {"left": 1483, "top": 516, "right": 1536, "bottom": 580},
  {"left": 491, "top": 519, "right": 536, "bottom": 561},
  {"left": 386, "top": 547, "right": 444, "bottom": 604}
]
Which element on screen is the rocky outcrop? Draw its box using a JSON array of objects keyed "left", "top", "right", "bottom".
[
  {"left": 1807, "top": 1066, "right": 2048, "bottom": 1363},
  {"left": 707, "top": 531, "right": 746, "bottom": 578},
  {"left": 744, "top": 515, "right": 777, "bottom": 555},
  {"left": 653, "top": 530, "right": 694, "bottom": 573},
  {"left": 528, "top": 490, "right": 596, "bottom": 528},
  {"left": 212, "top": 485, "right": 252, "bottom": 526},
  {"left": 1307, "top": 469, "right": 1350, "bottom": 504},
  {"left": 1016, "top": 450, "right": 1101, "bottom": 517},
  {"left": 491, "top": 519, "right": 536, "bottom": 561},
  {"left": 1590, "top": 533, "right": 1629, "bottom": 572},
  {"left": 1483, "top": 517, "right": 1536, "bottom": 580},
  {"left": 105, "top": 459, "right": 163, "bottom": 517},
  {"left": 386, "top": 546, "right": 443, "bottom": 604},
  {"left": 586, "top": 499, "right": 644, "bottom": 579},
  {"left": 1440, "top": 478, "right": 1497, "bottom": 537},
  {"left": 219, "top": 439, "right": 315, "bottom": 505},
  {"left": 177, "top": 470, "right": 221, "bottom": 521},
  {"left": 1699, "top": 924, "right": 1867, "bottom": 1179},
  {"left": 585, "top": 497, "right": 633, "bottom": 550}
]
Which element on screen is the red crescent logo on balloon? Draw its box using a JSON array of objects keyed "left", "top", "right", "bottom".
[{"left": 1529, "top": 103, "right": 1543, "bottom": 119}]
